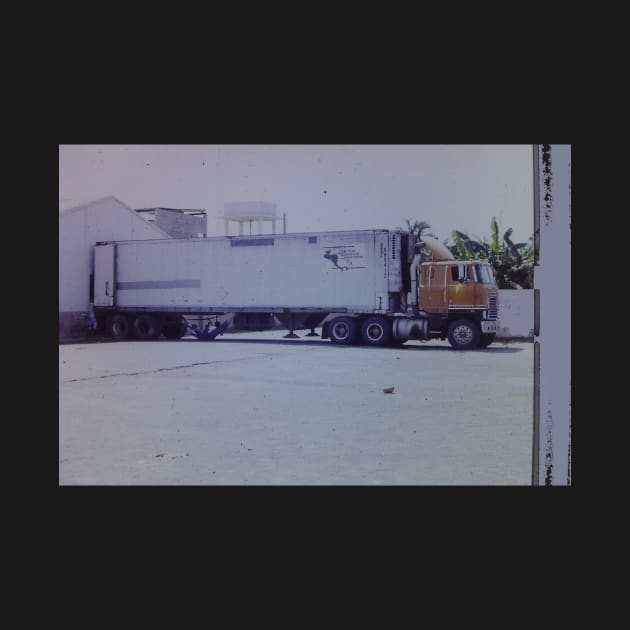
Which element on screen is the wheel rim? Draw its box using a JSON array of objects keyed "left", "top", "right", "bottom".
[
  {"left": 113, "top": 320, "right": 125, "bottom": 335},
  {"left": 333, "top": 322, "right": 350, "bottom": 340},
  {"left": 366, "top": 323, "right": 384, "bottom": 342},
  {"left": 453, "top": 324, "right": 473, "bottom": 345}
]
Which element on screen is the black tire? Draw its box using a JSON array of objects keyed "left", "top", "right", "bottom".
[
  {"left": 111, "top": 314, "right": 132, "bottom": 340},
  {"left": 162, "top": 317, "right": 187, "bottom": 339},
  {"left": 361, "top": 317, "right": 393, "bottom": 347},
  {"left": 133, "top": 314, "right": 161, "bottom": 340},
  {"left": 478, "top": 333, "right": 496, "bottom": 348},
  {"left": 329, "top": 317, "right": 359, "bottom": 345},
  {"left": 447, "top": 318, "right": 480, "bottom": 350}
]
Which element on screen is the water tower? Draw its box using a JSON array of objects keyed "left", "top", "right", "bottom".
[{"left": 222, "top": 202, "right": 284, "bottom": 236}]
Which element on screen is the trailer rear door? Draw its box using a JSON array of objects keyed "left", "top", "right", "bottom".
[{"left": 94, "top": 243, "right": 115, "bottom": 306}]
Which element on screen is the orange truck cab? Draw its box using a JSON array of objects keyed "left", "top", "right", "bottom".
[
  {"left": 388, "top": 236, "right": 499, "bottom": 349},
  {"left": 417, "top": 259, "right": 499, "bottom": 348}
]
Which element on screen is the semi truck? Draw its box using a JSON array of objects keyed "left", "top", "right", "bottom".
[{"left": 92, "top": 229, "right": 499, "bottom": 349}]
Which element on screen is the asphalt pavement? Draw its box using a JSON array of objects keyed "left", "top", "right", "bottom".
[{"left": 59, "top": 332, "right": 533, "bottom": 485}]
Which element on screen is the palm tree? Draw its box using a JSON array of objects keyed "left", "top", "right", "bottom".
[{"left": 399, "top": 219, "right": 436, "bottom": 239}]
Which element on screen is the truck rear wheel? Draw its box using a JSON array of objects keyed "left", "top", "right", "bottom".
[
  {"left": 329, "top": 317, "right": 359, "bottom": 345},
  {"left": 133, "top": 314, "right": 160, "bottom": 340},
  {"left": 478, "top": 333, "right": 495, "bottom": 348},
  {"left": 111, "top": 314, "right": 132, "bottom": 340},
  {"left": 361, "top": 317, "right": 392, "bottom": 346},
  {"left": 163, "top": 316, "right": 187, "bottom": 339},
  {"left": 447, "top": 318, "right": 480, "bottom": 350}
]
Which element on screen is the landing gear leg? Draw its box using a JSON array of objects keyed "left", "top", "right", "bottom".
[{"left": 284, "top": 315, "right": 300, "bottom": 339}]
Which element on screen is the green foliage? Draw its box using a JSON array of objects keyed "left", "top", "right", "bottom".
[
  {"left": 490, "top": 217, "right": 500, "bottom": 253},
  {"left": 444, "top": 217, "right": 534, "bottom": 289},
  {"left": 399, "top": 219, "right": 435, "bottom": 239}
]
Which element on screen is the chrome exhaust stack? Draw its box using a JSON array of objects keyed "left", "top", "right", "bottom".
[{"left": 407, "top": 252, "right": 422, "bottom": 314}]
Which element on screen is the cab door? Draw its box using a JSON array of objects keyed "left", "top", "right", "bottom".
[
  {"left": 446, "top": 263, "right": 476, "bottom": 309},
  {"left": 420, "top": 264, "right": 448, "bottom": 313}
]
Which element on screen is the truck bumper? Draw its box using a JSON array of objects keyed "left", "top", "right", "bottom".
[{"left": 481, "top": 320, "right": 499, "bottom": 334}]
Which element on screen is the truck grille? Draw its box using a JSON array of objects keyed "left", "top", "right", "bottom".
[{"left": 488, "top": 293, "right": 498, "bottom": 320}]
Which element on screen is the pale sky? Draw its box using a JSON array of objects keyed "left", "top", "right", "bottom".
[{"left": 59, "top": 144, "right": 534, "bottom": 243}]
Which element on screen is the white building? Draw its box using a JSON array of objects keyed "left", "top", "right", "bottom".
[{"left": 59, "top": 196, "right": 169, "bottom": 339}]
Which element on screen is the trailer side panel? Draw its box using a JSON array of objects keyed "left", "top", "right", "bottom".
[{"left": 111, "top": 230, "right": 391, "bottom": 313}]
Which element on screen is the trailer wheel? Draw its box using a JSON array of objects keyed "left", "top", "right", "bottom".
[
  {"left": 478, "top": 333, "right": 496, "bottom": 348},
  {"left": 133, "top": 314, "right": 160, "bottom": 340},
  {"left": 111, "top": 314, "right": 132, "bottom": 340},
  {"left": 163, "top": 317, "right": 187, "bottom": 339},
  {"left": 329, "top": 317, "right": 359, "bottom": 345},
  {"left": 361, "top": 317, "right": 392, "bottom": 347},
  {"left": 447, "top": 318, "right": 480, "bottom": 350}
]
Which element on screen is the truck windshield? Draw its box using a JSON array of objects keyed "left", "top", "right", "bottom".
[{"left": 474, "top": 264, "right": 495, "bottom": 285}]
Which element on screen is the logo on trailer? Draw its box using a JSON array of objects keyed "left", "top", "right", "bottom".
[
  {"left": 324, "top": 250, "right": 349, "bottom": 270},
  {"left": 322, "top": 243, "right": 366, "bottom": 272}
]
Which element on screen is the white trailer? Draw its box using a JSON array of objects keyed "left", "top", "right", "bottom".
[{"left": 93, "top": 229, "right": 499, "bottom": 349}]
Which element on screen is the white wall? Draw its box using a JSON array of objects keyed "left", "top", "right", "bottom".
[
  {"left": 59, "top": 197, "right": 168, "bottom": 313},
  {"left": 496, "top": 289, "right": 534, "bottom": 338}
]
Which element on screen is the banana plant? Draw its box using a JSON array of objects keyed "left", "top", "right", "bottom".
[{"left": 444, "top": 217, "right": 534, "bottom": 289}]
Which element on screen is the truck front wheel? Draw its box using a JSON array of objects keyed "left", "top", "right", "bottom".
[
  {"left": 447, "top": 319, "right": 480, "bottom": 350},
  {"left": 329, "top": 317, "right": 359, "bottom": 345}
]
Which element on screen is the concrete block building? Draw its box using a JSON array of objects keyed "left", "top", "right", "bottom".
[{"left": 135, "top": 207, "right": 207, "bottom": 239}]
